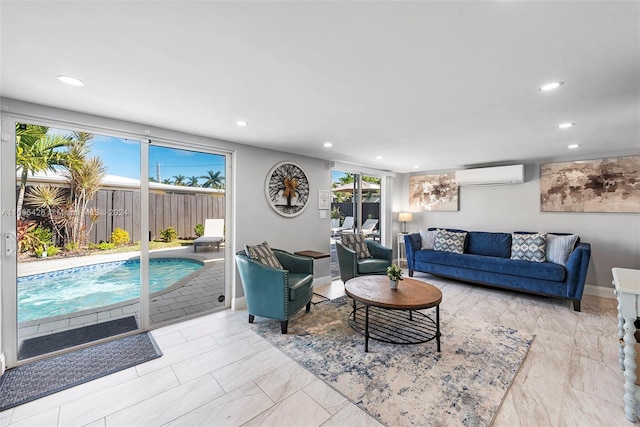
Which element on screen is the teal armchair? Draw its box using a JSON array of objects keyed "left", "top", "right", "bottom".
[
  {"left": 235, "top": 249, "right": 314, "bottom": 334},
  {"left": 336, "top": 240, "right": 393, "bottom": 283}
]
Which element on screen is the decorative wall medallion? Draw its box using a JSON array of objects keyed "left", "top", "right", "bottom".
[{"left": 265, "top": 162, "right": 310, "bottom": 217}]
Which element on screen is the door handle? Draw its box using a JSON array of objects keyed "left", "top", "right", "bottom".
[{"left": 4, "top": 232, "right": 16, "bottom": 256}]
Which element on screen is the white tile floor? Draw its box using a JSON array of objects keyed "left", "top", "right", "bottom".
[{"left": 0, "top": 274, "right": 630, "bottom": 426}]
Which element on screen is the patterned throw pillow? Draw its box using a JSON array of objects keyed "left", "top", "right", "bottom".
[
  {"left": 433, "top": 229, "right": 467, "bottom": 254},
  {"left": 245, "top": 241, "right": 283, "bottom": 269},
  {"left": 341, "top": 233, "right": 373, "bottom": 259},
  {"left": 419, "top": 230, "right": 437, "bottom": 250},
  {"left": 546, "top": 234, "right": 578, "bottom": 266},
  {"left": 510, "top": 232, "right": 547, "bottom": 263}
]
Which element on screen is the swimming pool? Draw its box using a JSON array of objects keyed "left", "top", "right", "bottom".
[{"left": 17, "top": 258, "right": 204, "bottom": 322}]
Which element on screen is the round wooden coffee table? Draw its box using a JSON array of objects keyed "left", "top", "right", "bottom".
[{"left": 344, "top": 275, "right": 442, "bottom": 352}]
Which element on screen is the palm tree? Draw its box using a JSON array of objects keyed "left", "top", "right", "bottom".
[
  {"left": 187, "top": 176, "right": 200, "bottom": 187},
  {"left": 200, "top": 170, "right": 225, "bottom": 189},
  {"left": 162, "top": 179, "right": 172, "bottom": 185},
  {"left": 172, "top": 175, "right": 186, "bottom": 186},
  {"left": 15, "top": 124, "right": 74, "bottom": 220}
]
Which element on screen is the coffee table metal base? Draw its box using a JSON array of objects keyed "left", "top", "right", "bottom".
[{"left": 347, "top": 302, "right": 441, "bottom": 352}]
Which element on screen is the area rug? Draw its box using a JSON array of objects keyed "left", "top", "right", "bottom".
[
  {"left": 253, "top": 297, "right": 533, "bottom": 427},
  {"left": 18, "top": 316, "right": 139, "bottom": 360},
  {"left": 0, "top": 332, "right": 162, "bottom": 412}
]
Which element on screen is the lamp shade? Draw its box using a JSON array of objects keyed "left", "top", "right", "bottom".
[{"left": 398, "top": 212, "right": 413, "bottom": 222}]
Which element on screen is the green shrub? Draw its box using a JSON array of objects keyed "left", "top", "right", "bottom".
[
  {"left": 98, "top": 242, "right": 116, "bottom": 250},
  {"left": 34, "top": 247, "right": 45, "bottom": 258},
  {"left": 110, "top": 227, "right": 130, "bottom": 246},
  {"left": 159, "top": 226, "right": 178, "bottom": 242},
  {"left": 64, "top": 241, "right": 79, "bottom": 251},
  {"left": 194, "top": 223, "right": 204, "bottom": 237},
  {"left": 47, "top": 246, "right": 60, "bottom": 256}
]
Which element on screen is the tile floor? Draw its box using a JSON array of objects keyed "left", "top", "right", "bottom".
[{"left": 0, "top": 273, "right": 631, "bottom": 426}]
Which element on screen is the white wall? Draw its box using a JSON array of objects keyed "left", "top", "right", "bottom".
[{"left": 398, "top": 162, "right": 640, "bottom": 289}]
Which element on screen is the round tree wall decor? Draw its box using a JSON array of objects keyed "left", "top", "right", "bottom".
[{"left": 265, "top": 161, "right": 310, "bottom": 217}]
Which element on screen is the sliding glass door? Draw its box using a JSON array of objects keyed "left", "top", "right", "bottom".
[{"left": 1, "top": 116, "right": 230, "bottom": 367}]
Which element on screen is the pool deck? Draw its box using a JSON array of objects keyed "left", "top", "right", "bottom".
[{"left": 17, "top": 245, "right": 227, "bottom": 359}]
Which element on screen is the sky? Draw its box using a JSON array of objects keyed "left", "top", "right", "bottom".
[{"left": 50, "top": 128, "right": 225, "bottom": 184}]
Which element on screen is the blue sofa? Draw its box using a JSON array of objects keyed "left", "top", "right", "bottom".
[{"left": 404, "top": 229, "right": 591, "bottom": 311}]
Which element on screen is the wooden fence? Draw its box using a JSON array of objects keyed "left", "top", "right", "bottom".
[
  {"left": 84, "top": 189, "right": 224, "bottom": 243},
  {"left": 331, "top": 202, "right": 380, "bottom": 222}
]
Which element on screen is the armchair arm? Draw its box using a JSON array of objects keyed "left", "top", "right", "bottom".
[
  {"left": 366, "top": 240, "right": 393, "bottom": 263},
  {"left": 273, "top": 249, "right": 314, "bottom": 274},
  {"left": 336, "top": 242, "right": 358, "bottom": 283}
]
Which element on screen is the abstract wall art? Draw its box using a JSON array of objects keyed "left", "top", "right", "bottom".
[
  {"left": 540, "top": 155, "right": 640, "bottom": 213},
  {"left": 409, "top": 172, "right": 459, "bottom": 211}
]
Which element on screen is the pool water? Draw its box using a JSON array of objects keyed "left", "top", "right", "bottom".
[{"left": 17, "top": 258, "right": 204, "bottom": 322}]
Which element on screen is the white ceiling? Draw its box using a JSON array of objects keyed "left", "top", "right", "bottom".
[{"left": 1, "top": 1, "right": 638, "bottom": 173}]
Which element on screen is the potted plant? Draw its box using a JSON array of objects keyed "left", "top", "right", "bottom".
[{"left": 386, "top": 264, "right": 403, "bottom": 289}]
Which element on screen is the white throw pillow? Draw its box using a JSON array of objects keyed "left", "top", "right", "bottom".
[{"left": 419, "top": 230, "right": 437, "bottom": 250}]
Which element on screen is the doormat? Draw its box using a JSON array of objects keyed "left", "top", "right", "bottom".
[
  {"left": 254, "top": 296, "right": 533, "bottom": 427},
  {"left": 0, "top": 332, "right": 162, "bottom": 412},
  {"left": 18, "top": 316, "right": 139, "bottom": 360}
]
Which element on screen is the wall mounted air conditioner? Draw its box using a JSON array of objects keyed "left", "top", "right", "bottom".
[{"left": 454, "top": 164, "right": 524, "bottom": 186}]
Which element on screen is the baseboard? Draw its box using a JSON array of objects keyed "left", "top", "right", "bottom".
[
  {"left": 232, "top": 296, "right": 246, "bottom": 311},
  {"left": 313, "top": 275, "right": 332, "bottom": 287},
  {"left": 584, "top": 284, "right": 616, "bottom": 299}
]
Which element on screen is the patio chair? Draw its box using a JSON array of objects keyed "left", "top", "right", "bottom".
[
  {"left": 193, "top": 218, "right": 224, "bottom": 252},
  {"left": 360, "top": 219, "right": 378, "bottom": 238},
  {"left": 332, "top": 216, "right": 354, "bottom": 236}
]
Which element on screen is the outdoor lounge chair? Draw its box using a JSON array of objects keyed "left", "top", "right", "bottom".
[
  {"left": 332, "top": 216, "right": 354, "bottom": 236},
  {"left": 359, "top": 219, "right": 378, "bottom": 237},
  {"left": 193, "top": 218, "right": 224, "bottom": 252}
]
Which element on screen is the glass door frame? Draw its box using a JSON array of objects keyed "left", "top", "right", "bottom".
[{"left": 1, "top": 112, "right": 233, "bottom": 368}]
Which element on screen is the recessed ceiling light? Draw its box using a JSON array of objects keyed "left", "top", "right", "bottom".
[
  {"left": 57, "top": 75, "right": 84, "bottom": 86},
  {"left": 568, "top": 144, "right": 581, "bottom": 149},
  {"left": 558, "top": 122, "right": 574, "bottom": 129},
  {"left": 413, "top": 165, "right": 419, "bottom": 169},
  {"left": 236, "top": 120, "right": 248, "bottom": 126},
  {"left": 323, "top": 142, "right": 333, "bottom": 148},
  {"left": 540, "top": 81, "right": 563, "bottom": 91},
  {"left": 376, "top": 155, "right": 383, "bottom": 160}
]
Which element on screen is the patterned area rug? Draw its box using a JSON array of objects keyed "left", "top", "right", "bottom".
[
  {"left": 0, "top": 332, "right": 162, "bottom": 412},
  {"left": 254, "top": 297, "right": 533, "bottom": 427}
]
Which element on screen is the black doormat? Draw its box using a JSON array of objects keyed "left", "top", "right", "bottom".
[
  {"left": 18, "top": 316, "right": 139, "bottom": 360},
  {"left": 0, "top": 332, "right": 162, "bottom": 412}
]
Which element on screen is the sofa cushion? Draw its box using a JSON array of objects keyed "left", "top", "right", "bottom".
[
  {"left": 419, "top": 229, "right": 437, "bottom": 250},
  {"left": 510, "top": 232, "right": 547, "bottom": 263},
  {"left": 341, "top": 233, "right": 372, "bottom": 259},
  {"left": 466, "top": 232, "right": 512, "bottom": 258},
  {"left": 434, "top": 229, "right": 467, "bottom": 254},
  {"left": 546, "top": 234, "right": 579, "bottom": 266},
  {"left": 245, "top": 241, "right": 283, "bottom": 269},
  {"left": 287, "top": 273, "right": 314, "bottom": 300},
  {"left": 415, "top": 250, "right": 566, "bottom": 282}
]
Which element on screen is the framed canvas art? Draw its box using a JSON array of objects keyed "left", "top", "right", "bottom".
[
  {"left": 540, "top": 155, "right": 640, "bottom": 213},
  {"left": 265, "top": 161, "right": 310, "bottom": 217},
  {"left": 409, "top": 173, "right": 459, "bottom": 211}
]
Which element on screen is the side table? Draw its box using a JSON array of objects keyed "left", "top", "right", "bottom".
[
  {"left": 295, "top": 250, "right": 331, "bottom": 303},
  {"left": 397, "top": 233, "right": 408, "bottom": 267}
]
